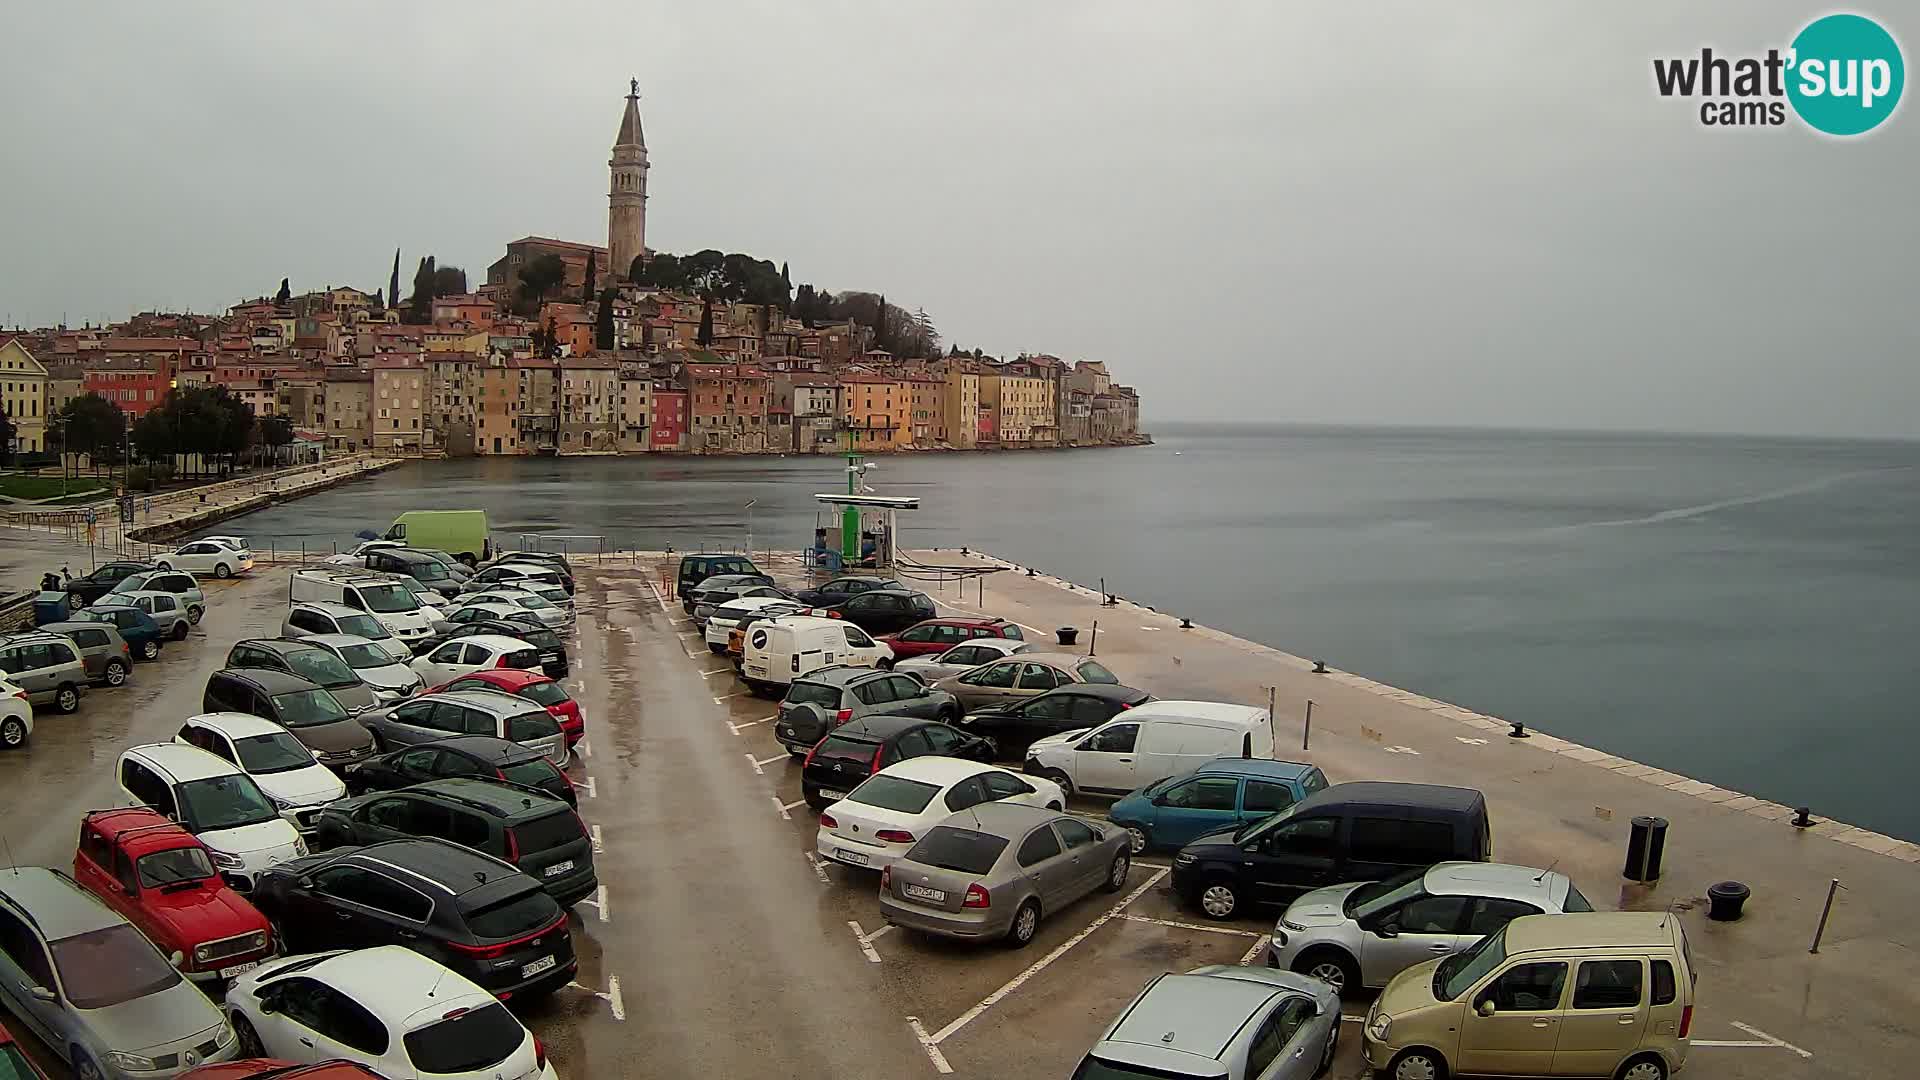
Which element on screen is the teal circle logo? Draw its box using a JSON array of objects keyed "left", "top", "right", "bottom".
[{"left": 1787, "top": 14, "right": 1905, "bottom": 135}]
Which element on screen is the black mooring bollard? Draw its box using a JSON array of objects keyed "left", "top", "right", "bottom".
[
  {"left": 1180, "top": 616, "right": 1192, "bottom": 628},
  {"left": 1623, "top": 815, "right": 1669, "bottom": 882},
  {"left": 1311, "top": 660, "right": 1328, "bottom": 674},
  {"left": 1793, "top": 807, "right": 1815, "bottom": 828},
  {"left": 1056, "top": 626, "right": 1079, "bottom": 647},
  {"left": 1707, "top": 880, "right": 1750, "bottom": 921},
  {"left": 1508, "top": 721, "right": 1530, "bottom": 738}
]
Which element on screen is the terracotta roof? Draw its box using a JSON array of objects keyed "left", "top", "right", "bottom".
[
  {"left": 100, "top": 337, "right": 197, "bottom": 351},
  {"left": 507, "top": 236, "right": 608, "bottom": 256},
  {"left": 371, "top": 355, "right": 419, "bottom": 370},
  {"left": 559, "top": 354, "right": 619, "bottom": 369}
]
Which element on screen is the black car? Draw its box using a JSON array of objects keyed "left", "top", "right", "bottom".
[
  {"left": 791, "top": 575, "right": 901, "bottom": 608},
  {"left": 363, "top": 549, "right": 466, "bottom": 600},
  {"left": 343, "top": 735, "right": 577, "bottom": 806},
  {"left": 64, "top": 561, "right": 155, "bottom": 608},
  {"left": 960, "top": 683, "right": 1155, "bottom": 759},
  {"left": 676, "top": 553, "right": 761, "bottom": 603},
  {"left": 312, "top": 778, "right": 596, "bottom": 906},
  {"left": 801, "top": 715, "right": 996, "bottom": 809},
  {"left": 823, "top": 588, "right": 939, "bottom": 636},
  {"left": 684, "top": 574, "right": 779, "bottom": 616},
  {"left": 253, "top": 838, "right": 576, "bottom": 1000},
  {"left": 424, "top": 617, "right": 567, "bottom": 676}
]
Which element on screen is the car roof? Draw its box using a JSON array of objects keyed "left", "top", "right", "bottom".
[
  {"left": 185, "top": 711, "right": 294, "bottom": 738},
  {"left": 291, "top": 944, "right": 487, "bottom": 1003},
  {"left": 38, "top": 620, "right": 120, "bottom": 636},
  {"left": 214, "top": 667, "right": 323, "bottom": 693},
  {"left": 448, "top": 634, "right": 538, "bottom": 653},
  {"left": 449, "top": 667, "right": 549, "bottom": 688},
  {"left": 0, "top": 867, "right": 124, "bottom": 939},
  {"left": 290, "top": 600, "right": 365, "bottom": 617},
  {"left": 1504, "top": 912, "right": 1680, "bottom": 952},
  {"left": 832, "top": 715, "right": 935, "bottom": 740},
  {"left": 764, "top": 615, "right": 846, "bottom": 631},
  {"left": 413, "top": 778, "right": 565, "bottom": 819},
  {"left": 0, "top": 629, "right": 72, "bottom": 644},
  {"left": 1129, "top": 700, "right": 1269, "bottom": 724},
  {"left": 83, "top": 807, "right": 199, "bottom": 854},
  {"left": 715, "top": 595, "right": 800, "bottom": 611},
  {"left": 331, "top": 839, "right": 519, "bottom": 896},
  {"left": 1042, "top": 682, "right": 1150, "bottom": 701},
  {"left": 1005, "top": 651, "right": 1092, "bottom": 668},
  {"left": 855, "top": 587, "right": 930, "bottom": 599},
  {"left": 431, "top": 689, "right": 544, "bottom": 715},
  {"left": 306, "top": 633, "right": 387, "bottom": 652},
  {"left": 796, "top": 666, "right": 886, "bottom": 688},
  {"left": 1423, "top": 862, "right": 1569, "bottom": 906},
  {"left": 1108, "top": 971, "right": 1293, "bottom": 1061},
  {"left": 426, "top": 735, "right": 544, "bottom": 762},
  {"left": 936, "top": 800, "right": 1060, "bottom": 836},
  {"left": 1293, "top": 781, "right": 1485, "bottom": 815},
  {"left": 881, "top": 756, "right": 1000, "bottom": 786},
  {"left": 1191, "top": 757, "right": 1318, "bottom": 782},
  {"left": 125, "top": 741, "right": 246, "bottom": 781},
  {"left": 917, "top": 616, "right": 1008, "bottom": 628},
  {"left": 237, "top": 638, "right": 328, "bottom": 657}
]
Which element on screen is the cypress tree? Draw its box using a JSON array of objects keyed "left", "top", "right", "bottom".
[
  {"left": 584, "top": 256, "right": 597, "bottom": 304},
  {"left": 595, "top": 289, "right": 615, "bottom": 350},
  {"left": 275, "top": 278, "right": 290, "bottom": 305},
  {"left": 697, "top": 296, "right": 714, "bottom": 346},
  {"left": 389, "top": 249, "right": 400, "bottom": 311}
]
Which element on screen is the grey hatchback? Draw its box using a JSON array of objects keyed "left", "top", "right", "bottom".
[
  {"left": 774, "top": 667, "right": 960, "bottom": 755},
  {"left": 0, "top": 631, "right": 91, "bottom": 713},
  {"left": 1075, "top": 965, "right": 1341, "bottom": 1080},
  {"left": 38, "top": 621, "right": 133, "bottom": 688}
]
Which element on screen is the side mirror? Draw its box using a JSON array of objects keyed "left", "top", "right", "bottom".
[
  {"left": 1374, "top": 922, "right": 1400, "bottom": 939},
  {"left": 1475, "top": 999, "right": 1497, "bottom": 1018},
  {"left": 28, "top": 986, "right": 55, "bottom": 1004},
  {"left": 256, "top": 994, "right": 279, "bottom": 1015},
  {"left": 1150, "top": 794, "right": 1169, "bottom": 807}
]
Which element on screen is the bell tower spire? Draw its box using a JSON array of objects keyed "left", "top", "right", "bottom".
[{"left": 608, "top": 78, "right": 649, "bottom": 283}]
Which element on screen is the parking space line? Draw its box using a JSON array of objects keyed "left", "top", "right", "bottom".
[
  {"left": 700, "top": 668, "right": 733, "bottom": 677},
  {"left": 771, "top": 796, "right": 792, "bottom": 821},
  {"left": 591, "top": 824, "right": 604, "bottom": 854},
  {"left": 684, "top": 648, "right": 704, "bottom": 659},
  {"left": 782, "top": 798, "right": 808, "bottom": 812},
  {"left": 906, "top": 1017, "right": 953, "bottom": 1075},
  {"left": 713, "top": 691, "right": 749, "bottom": 703},
  {"left": 576, "top": 738, "right": 592, "bottom": 758},
  {"left": 745, "top": 753, "right": 765, "bottom": 776},
  {"left": 602, "top": 975, "right": 626, "bottom": 1021},
  {"left": 1724, "top": 1022, "right": 1813, "bottom": 1058},
  {"left": 804, "top": 851, "right": 831, "bottom": 884},
  {"left": 1114, "top": 912, "right": 1260, "bottom": 938},
  {"left": 848, "top": 920, "right": 884, "bottom": 963},
  {"left": 1237, "top": 934, "right": 1269, "bottom": 966},
  {"left": 758, "top": 753, "right": 789, "bottom": 768},
  {"left": 594, "top": 884, "right": 609, "bottom": 922},
  {"left": 727, "top": 715, "right": 776, "bottom": 735},
  {"left": 579, "top": 776, "right": 597, "bottom": 799}
]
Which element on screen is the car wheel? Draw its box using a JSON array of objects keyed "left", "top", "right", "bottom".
[
  {"left": 156, "top": 560, "right": 173, "bottom": 571},
  {"left": 877, "top": 657, "right": 894, "bottom": 670},
  {"left": 0, "top": 717, "right": 27, "bottom": 749},
  {"left": 67, "top": 591, "right": 85, "bottom": 609},
  {"left": 1616, "top": 1055, "right": 1668, "bottom": 1080},
  {"left": 458, "top": 553, "right": 478, "bottom": 568},
  {"left": 214, "top": 562, "right": 232, "bottom": 579},
  {"left": 1390, "top": 1048, "right": 1448, "bottom": 1080},
  {"left": 1038, "top": 768, "right": 1074, "bottom": 797},
  {"left": 172, "top": 621, "right": 190, "bottom": 641},
  {"left": 1005, "top": 899, "right": 1042, "bottom": 948},
  {"left": 103, "top": 659, "right": 128, "bottom": 686},
  {"left": 937, "top": 705, "right": 960, "bottom": 726},
  {"left": 54, "top": 685, "right": 80, "bottom": 714},
  {"left": 71, "top": 1047, "right": 105, "bottom": 1080},
  {"left": 1103, "top": 851, "right": 1130, "bottom": 892},
  {"left": 141, "top": 639, "right": 160, "bottom": 660},
  {"left": 1198, "top": 878, "right": 1239, "bottom": 920},
  {"left": 1123, "top": 825, "right": 1149, "bottom": 854},
  {"left": 187, "top": 605, "right": 204, "bottom": 624},
  {"left": 1046, "top": 800, "right": 1064, "bottom": 811},
  {"left": 232, "top": 1014, "right": 265, "bottom": 1058},
  {"left": 1295, "top": 948, "right": 1359, "bottom": 994}
]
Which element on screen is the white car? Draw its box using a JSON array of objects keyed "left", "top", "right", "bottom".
[
  {"left": 324, "top": 539, "right": 404, "bottom": 566},
  {"left": 174, "top": 712, "right": 346, "bottom": 832},
  {"left": 305, "top": 632, "right": 424, "bottom": 702},
  {"left": 704, "top": 596, "right": 806, "bottom": 652},
  {"left": 116, "top": 743, "right": 306, "bottom": 890},
  {"left": 283, "top": 601, "right": 415, "bottom": 662},
  {"left": 0, "top": 674, "right": 33, "bottom": 749},
  {"left": 227, "top": 947, "right": 559, "bottom": 1079},
  {"left": 455, "top": 591, "right": 569, "bottom": 629},
  {"left": 896, "top": 638, "right": 1036, "bottom": 682},
  {"left": 156, "top": 539, "right": 253, "bottom": 578},
  {"left": 816, "top": 757, "right": 1067, "bottom": 871},
  {"left": 410, "top": 633, "right": 545, "bottom": 686}
]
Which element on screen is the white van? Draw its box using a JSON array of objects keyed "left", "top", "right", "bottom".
[
  {"left": 1025, "top": 700, "right": 1276, "bottom": 797},
  {"left": 117, "top": 742, "right": 306, "bottom": 891},
  {"left": 289, "top": 569, "right": 442, "bottom": 647},
  {"left": 740, "top": 615, "right": 892, "bottom": 693}
]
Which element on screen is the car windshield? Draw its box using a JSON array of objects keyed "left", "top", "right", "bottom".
[
  {"left": 518, "top": 681, "right": 568, "bottom": 706},
  {"left": 271, "top": 689, "right": 350, "bottom": 727},
  {"left": 1076, "top": 660, "right": 1120, "bottom": 684},
  {"left": 178, "top": 773, "right": 280, "bottom": 831},
  {"left": 1235, "top": 800, "right": 1302, "bottom": 843},
  {"left": 464, "top": 888, "right": 559, "bottom": 940},
  {"left": 285, "top": 649, "right": 357, "bottom": 687},
  {"left": 848, "top": 775, "right": 940, "bottom": 814},
  {"left": 359, "top": 584, "right": 419, "bottom": 613},
  {"left": 49, "top": 924, "right": 182, "bottom": 1009},
  {"left": 408, "top": 561, "right": 452, "bottom": 581},
  {"left": 335, "top": 613, "right": 391, "bottom": 640},
  {"left": 1563, "top": 883, "right": 1595, "bottom": 912},
  {"left": 1344, "top": 867, "right": 1429, "bottom": 919},
  {"left": 1437, "top": 926, "right": 1509, "bottom": 1001},
  {"left": 403, "top": 1003, "right": 524, "bottom": 1074},
  {"left": 521, "top": 627, "right": 561, "bottom": 649},
  {"left": 786, "top": 683, "right": 842, "bottom": 709},
  {"left": 906, "top": 826, "right": 1008, "bottom": 874},
  {"left": 511, "top": 811, "right": 584, "bottom": 854},
  {"left": 137, "top": 846, "right": 216, "bottom": 888},
  {"left": 335, "top": 642, "right": 392, "bottom": 669},
  {"left": 1069, "top": 1057, "right": 1215, "bottom": 1080},
  {"left": 510, "top": 594, "right": 555, "bottom": 610},
  {"left": 233, "top": 731, "right": 317, "bottom": 774},
  {"left": 501, "top": 758, "right": 562, "bottom": 789}
]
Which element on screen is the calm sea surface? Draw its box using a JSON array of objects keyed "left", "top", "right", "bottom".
[{"left": 228, "top": 425, "right": 1920, "bottom": 840}]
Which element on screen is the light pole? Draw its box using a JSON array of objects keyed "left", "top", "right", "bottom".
[{"left": 744, "top": 498, "right": 757, "bottom": 559}]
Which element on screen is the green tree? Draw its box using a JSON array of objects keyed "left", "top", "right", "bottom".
[
  {"left": 0, "top": 408, "right": 14, "bottom": 465},
  {"left": 54, "top": 393, "right": 126, "bottom": 477},
  {"left": 595, "top": 288, "right": 616, "bottom": 350},
  {"left": 407, "top": 257, "right": 434, "bottom": 322},
  {"left": 259, "top": 415, "right": 295, "bottom": 465},
  {"left": 275, "top": 278, "right": 291, "bottom": 305},
  {"left": 517, "top": 254, "right": 568, "bottom": 310},
  {"left": 583, "top": 256, "right": 597, "bottom": 304},
  {"left": 697, "top": 296, "right": 714, "bottom": 346},
  {"left": 130, "top": 407, "right": 176, "bottom": 464},
  {"left": 432, "top": 265, "right": 467, "bottom": 297},
  {"left": 872, "top": 293, "right": 890, "bottom": 352},
  {"left": 389, "top": 248, "right": 401, "bottom": 311},
  {"left": 793, "top": 284, "right": 816, "bottom": 328}
]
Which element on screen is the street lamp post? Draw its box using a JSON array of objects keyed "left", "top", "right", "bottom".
[{"left": 744, "top": 498, "right": 757, "bottom": 560}]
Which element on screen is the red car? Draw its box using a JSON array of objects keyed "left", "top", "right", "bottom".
[
  {"left": 0, "top": 1021, "right": 49, "bottom": 1079},
  {"left": 72, "top": 808, "right": 275, "bottom": 984},
  {"left": 430, "top": 667, "right": 586, "bottom": 745},
  {"left": 880, "top": 617, "right": 1026, "bottom": 661},
  {"left": 181, "top": 1062, "right": 385, "bottom": 1078}
]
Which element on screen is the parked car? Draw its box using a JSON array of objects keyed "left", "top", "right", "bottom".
[
  {"left": 0, "top": 675, "right": 32, "bottom": 749},
  {"left": 959, "top": 682, "right": 1152, "bottom": 760},
  {"left": 683, "top": 573, "right": 777, "bottom": 617},
  {"left": 377, "top": 510, "right": 491, "bottom": 566},
  {"left": 675, "top": 553, "right": 762, "bottom": 604},
  {"left": 790, "top": 575, "right": 900, "bottom": 608},
  {"left": 430, "top": 618, "right": 567, "bottom": 677},
  {"left": 461, "top": 562, "right": 572, "bottom": 598},
  {"left": 408, "top": 634, "right": 545, "bottom": 686},
  {"left": 323, "top": 539, "right": 404, "bottom": 566},
  {"left": 775, "top": 667, "right": 959, "bottom": 755},
  {"left": 224, "top": 640, "right": 379, "bottom": 714},
  {"left": 1268, "top": 861, "right": 1592, "bottom": 993},
  {"left": 63, "top": 560, "right": 155, "bottom": 608},
  {"left": 0, "top": 630, "right": 90, "bottom": 713},
  {"left": 72, "top": 808, "right": 275, "bottom": 984},
  {"left": 879, "top": 803, "right": 1130, "bottom": 947},
  {"left": 449, "top": 591, "right": 568, "bottom": 630},
  {"left": 249, "top": 839, "right": 576, "bottom": 1001},
  {"left": 894, "top": 637, "right": 1033, "bottom": 682},
  {"left": 1108, "top": 757, "right": 1328, "bottom": 853},
  {"left": 360, "top": 549, "right": 463, "bottom": 601},
  {"left": 823, "top": 588, "right": 939, "bottom": 636},
  {"left": 156, "top": 541, "right": 252, "bottom": 579},
  {"left": 1026, "top": 700, "right": 1272, "bottom": 797},
  {"left": 72, "top": 604, "right": 167, "bottom": 661},
  {"left": 225, "top": 946, "right": 558, "bottom": 1078},
  {"left": 174, "top": 713, "right": 348, "bottom": 832},
  {"left": 202, "top": 670, "right": 374, "bottom": 769},
  {"left": 362, "top": 689, "right": 568, "bottom": 766},
  {"left": 1171, "top": 782, "right": 1493, "bottom": 920},
  {"left": 0, "top": 1021, "right": 47, "bottom": 1079},
  {"left": 311, "top": 779, "right": 595, "bottom": 906},
  {"left": 482, "top": 550, "right": 572, "bottom": 577},
  {"left": 816, "top": 757, "right": 1066, "bottom": 871},
  {"left": 118, "top": 590, "right": 195, "bottom": 641},
  {"left": 280, "top": 602, "right": 412, "bottom": 663},
  {"left": 740, "top": 615, "right": 890, "bottom": 694},
  {"left": 1077, "top": 965, "right": 1341, "bottom": 1080},
  {"left": 116, "top": 743, "right": 308, "bottom": 893},
  {"left": 342, "top": 736, "right": 575, "bottom": 807},
  {"left": 691, "top": 583, "right": 791, "bottom": 629},
  {"left": 1364, "top": 912, "right": 1694, "bottom": 1080},
  {"left": 801, "top": 715, "right": 995, "bottom": 808},
  {"left": 934, "top": 651, "right": 1122, "bottom": 712},
  {"left": 879, "top": 616, "right": 1025, "bottom": 664},
  {"left": 181, "top": 1059, "right": 384, "bottom": 1078},
  {"left": 429, "top": 668, "right": 583, "bottom": 745},
  {"left": 110, "top": 570, "right": 207, "bottom": 624},
  {"left": 37, "top": 620, "right": 133, "bottom": 688},
  {"left": 703, "top": 596, "right": 806, "bottom": 653},
  {"left": 288, "top": 570, "right": 441, "bottom": 647},
  {"left": 301, "top": 634, "right": 423, "bottom": 703},
  {"left": 391, "top": 546, "right": 475, "bottom": 580},
  {"left": 0, "top": 866, "right": 240, "bottom": 1079}
]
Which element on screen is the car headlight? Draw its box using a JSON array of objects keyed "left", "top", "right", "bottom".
[
  {"left": 1280, "top": 917, "right": 1308, "bottom": 932},
  {"left": 209, "top": 850, "right": 242, "bottom": 870},
  {"left": 1173, "top": 852, "right": 1197, "bottom": 866},
  {"left": 215, "top": 1022, "right": 236, "bottom": 1048},
  {"left": 264, "top": 791, "right": 292, "bottom": 811},
  {"left": 193, "top": 943, "right": 213, "bottom": 964},
  {"left": 103, "top": 1052, "right": 159, "bottom": 1071},
  {"left": 1367, "top": 1013, "right": 1392, "bottom": 1041},
  {"left": 294, "top": 836, "right": 309, "bottom": 856}
]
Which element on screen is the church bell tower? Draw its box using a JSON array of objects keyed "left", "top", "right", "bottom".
[{"left": 608, "top": 78, "right": 649, "bottom": 283}]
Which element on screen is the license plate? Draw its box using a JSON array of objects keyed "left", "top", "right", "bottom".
[
  {"left": 902, "top": 883, "right": 946, "bottom": 903},
  {"left": 747, "top": 664, "right": 767, "bottom": 676},
  {"left": 544, "top": 860, "right": 574, "bottom": 877},
  {"left": 521, "top": 955, "right": 557, "bottom": 978},
  {"left": 819, "top": 790, "right": 848, "bottom": 802},
  {"left": 834, "top": 848, "right": 870, "bottom": 866},
  {"left": 219, "top": 961, "right": 259, "bottom": 979}
]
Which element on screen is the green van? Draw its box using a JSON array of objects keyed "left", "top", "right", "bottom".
[{"left": 383, "top": 510, "right": 491, "bottom": 566}]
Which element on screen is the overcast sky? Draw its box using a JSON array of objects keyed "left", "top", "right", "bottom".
[{"left": 2, "top": 2, "right": 1913, "bottom": 437}]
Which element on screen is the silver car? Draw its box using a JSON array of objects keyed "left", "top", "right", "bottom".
[
  {"left": 1267, "top": 861, "right": 1590, "bottom": 993},
  {"left": 894, "top": 638, "right": 1034, "bottom": 683},
  {"left": 1077, "top": 965, "right": 1340, "bottom": 1080},
  {"left": 117, "top": 590, "right": 194, "bottom": 641},
  {"left": 108, "top": 570, "right": 206, "bottom": 624},
  {"left": 458, "top": 590, "right": 570, "bottom": 629},
  {"left": 932, "top": 651, "right": 1123, "bottom": 712},
  {"left": 281, "top": 601, "right": 413, "bottom": 663},
  {"left": 361, "top": 689, "right": 569, "bottom": 766},
  {"left": 302, "top": 633, "right": 423, "bottom": 703},
  {"left": 879, "top": 802, "right": 1131, "bottom": 947},
  {"left": 0, "top": 867, "right": 238, "bottom": 1078}
]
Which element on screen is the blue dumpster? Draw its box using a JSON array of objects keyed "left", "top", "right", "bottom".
[{"left": 33, "top": 591, "right": 72, "bottom": 626}]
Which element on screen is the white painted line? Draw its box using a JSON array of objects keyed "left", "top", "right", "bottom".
[
  {"left": 1341, "top": 1014, "right": 1365, "bottom": 1024},
  {"left": 848, "top": 920, "right": 884, "bottom": 963},
  {"left": 1694, "top": 1041, "right": 1775, "bottom": 1048},
  {"left": 603, "top": 975, "right": 626, "bottom": 1021},
  {"left": 577, "top": 738, "right": 592, "bottom": 758},
  {"left": 804, "top": 851, "right": 831, "bottom": 884},
  {"left": 1455, "top": 736, "right": 1488, "bottom": 746},
  {"left": 927, "top": 868, "right": 1169, "bottom": 1046},
  {"left": 1115, "top": 912, "right": 1260, "bottom": 938},
  {"left": 578, "top": 775, "right": 597, "bottom": 799},
  {"left": 683, "top": 649, "right": 704, "bottom": 659},
  {"left": 1383, "top": 745, "right": 1421, "bottom": 755},
  {"left": 713, "top": 691, "right": 749, "bottom": 703},
  {"left": 594, "top": 884, "right": 609, "bottom": 922},
  {"left": 1238, "top": 934, "right": 1269, "bottom": 966},
  {"left": 727, "top": 715, "right": 776, "bottom": 735},
  {"left": 906, "top": 1017, "right": 953, "bottom": 1074},
  {"left": 1729, "top": 1021, "right": 1813, "bottom": 1058},
  {"left": 865, "top": 923, "right": 895, "bottom": 942},
  {"left": 745, "top": 753, "right": 765, "bottom": 776},
  {"left": 782, "top": 798, "right": 809, "bottom": 812},
  {"left": 591, "top": 824, "right": 604, "bottom": 854},
  {"left": 700, "top": 668, "right": 733, "bottom": 677},
  {"left": 771, "top": 795, "right": 791, "bottom": 821},
  {"left": 758, "top": 753, "right": 789, "bottom": 768}
]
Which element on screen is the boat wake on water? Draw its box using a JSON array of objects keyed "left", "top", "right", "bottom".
[{"left": 1540, "top": 466, "right": 1910, "bottom": 534}]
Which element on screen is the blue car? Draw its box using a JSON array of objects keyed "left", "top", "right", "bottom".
[
  {"left": 1108, "top": 757, "right": 1330, "bottom": 854},
  {"left": 72, "top": 604, "right": 166, "bottom": 662}
]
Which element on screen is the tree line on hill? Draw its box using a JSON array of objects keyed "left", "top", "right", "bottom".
[{"left": 37, "top": 387, "right": 293, "bottom": 487}]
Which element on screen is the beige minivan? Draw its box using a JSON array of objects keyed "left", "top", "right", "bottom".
[{"left": 1363, "top": 911, "right": 1693, "bottom": 1080}]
